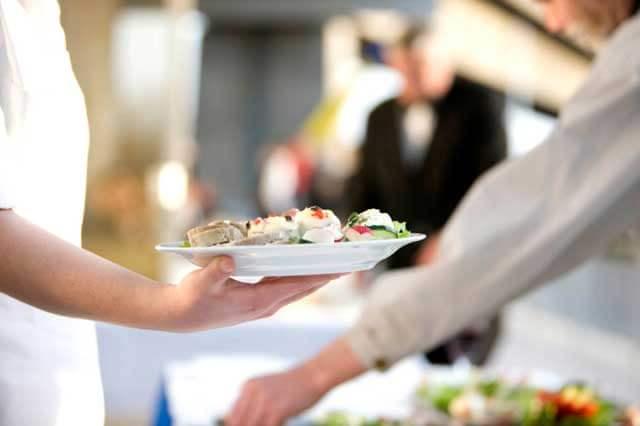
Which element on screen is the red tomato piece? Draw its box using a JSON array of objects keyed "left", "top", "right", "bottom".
[
  {"left": 311, "top": 209, "right": 326, "bottom": 219},
  {"left": 352, "top": 225, "right": 372, "bottom": 234}
]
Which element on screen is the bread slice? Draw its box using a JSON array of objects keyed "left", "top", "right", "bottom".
[{"left": 186, "top": 221, "right": 247, "bottom": 247}]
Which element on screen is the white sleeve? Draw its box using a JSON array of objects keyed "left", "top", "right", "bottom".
[
  {"left": 346, "top": 17, "right": 640, "bottom": 368},
  {"left": 0, "top": 106, "right": 15, "bottom": 209}
]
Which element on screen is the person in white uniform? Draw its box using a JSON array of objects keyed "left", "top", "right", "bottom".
[
  {"left": 226, "top": 1, "right": 640, "bottom": 425},
  {"left": 0, "top": 1, "right": 339, "bottom": 425}
]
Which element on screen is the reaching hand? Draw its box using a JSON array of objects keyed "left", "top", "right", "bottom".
[
  {"left": 168, "top": 256, "right": 341, "bottom": 331},
  {"left": 225, "top": 338, "right": 366, "bottom": 426},
  {"left": 225, "top": 365, "right": 326, "bottom": 426}
]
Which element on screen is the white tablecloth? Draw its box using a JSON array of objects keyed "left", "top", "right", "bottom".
[{"left": 164, "top": 354, "right": 427, "bottom": 426}]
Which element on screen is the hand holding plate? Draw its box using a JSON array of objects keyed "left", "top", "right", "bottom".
[{"left": 165, "top": 256, "right": 341, "bottom": 331}]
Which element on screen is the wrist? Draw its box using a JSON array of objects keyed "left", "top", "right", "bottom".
[
  {"left": 299, "top": 358, "right": 335, "bottom": 397},
  {"left": 300, "top": 337, "right": 367, "bottom": 395},
  {"left": 145, "top": 282, "right": 186, "bottom": 332}
]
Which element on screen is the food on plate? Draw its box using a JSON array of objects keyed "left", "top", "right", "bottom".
[
  {"left": 295, "top": 206, "right": 343, "bottom": 243},
  {"left": 314, "top": 411, "right": 403, "bottom": 426},
  {"left": 185, "top": 220, "right": 247, "bottom": 247},
  {"left": 315, "top": 374, "right": 637, "bottom": 426},
  {"left": 416, "top": 379, "right": 622, "bottom": 426},
  {"left": 183, "top": 207, "right": 412, "bottom": 247},
  {"left": 245, "top": 214, "right": 300, "bottom": 244},
  {"left": 343, "top": 209, "right": 410, "bottom": 241}
]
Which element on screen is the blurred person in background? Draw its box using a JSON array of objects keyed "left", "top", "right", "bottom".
[
  {"left": 348, "top": 26, "right": 507, "bottom": 365},
  {"left": 0, "top": 1, "right": 338, "bottom": 425},
  {"left": 227, "top": 1, "right": 640, "bottom": 425},
  {"left": 256, "top": 136, "right": 316, "bottom": 216}
]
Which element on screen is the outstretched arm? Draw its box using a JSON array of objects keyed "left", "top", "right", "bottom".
[
  {"left": 226, "top": 18, "right": 640, "bottom": 425},
  {"left": 0, "top": 210, "right": 338, "bottom": 332},
  {"left": 345, "top": 21, "right": 640, "bottom": 368}
]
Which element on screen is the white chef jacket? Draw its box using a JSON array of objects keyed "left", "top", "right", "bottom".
[
  {"left": 0, "top": 1, "right": 103, "bottom": 425},
  {"left": 347, "top": 13, "right": 640, "bottom": 368}
]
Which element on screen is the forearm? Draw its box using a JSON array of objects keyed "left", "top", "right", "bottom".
[
  {"left": 347, "top": 145, "right": 640, "bottom": 368},
  {"left": 300, "top": 337, "right": 366, "bottom": 395},
  {"left": 0, "top": 210, "right": 177, "bottom": 330}
]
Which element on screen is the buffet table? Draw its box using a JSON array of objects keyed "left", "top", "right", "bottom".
[{"left": 155, "top": 354, "right": 427, "bottom": 426}]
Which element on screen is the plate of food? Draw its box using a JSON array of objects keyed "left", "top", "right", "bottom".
[
  {"left": 156, "top": 207, "right": 425, "bottom": 278},
  {"left": 313, "top": 368, "right": 639, "bottom": 426},
  {"left": 412, "top": 375, "right": 626, "bottom": 426}
]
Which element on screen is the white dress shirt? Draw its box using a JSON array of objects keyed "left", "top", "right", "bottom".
[
  {"left": 347, "top": 13, "right": 640, "bottom": 369},
  {"left": 0, "top": 1, "right": 103, "bottom": 424}
]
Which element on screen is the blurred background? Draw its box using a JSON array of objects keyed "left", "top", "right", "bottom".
[{"left": 58, "top": 0, "right": 640, "bottom": 424}]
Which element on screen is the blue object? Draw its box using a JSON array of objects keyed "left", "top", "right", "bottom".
[
  {"left": 361, "top": 40, "right": 384, "bottom": 64},
  {"left": 152, "top": 381, "right": 173, "bottom": 426}
]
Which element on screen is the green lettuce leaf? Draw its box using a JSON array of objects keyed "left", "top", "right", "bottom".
[
  {"left": 393, "top": 221, "right": 410, "bottom": 238},
  {"left": 346, "top": 212, "right": 360, "bottom": 227}
]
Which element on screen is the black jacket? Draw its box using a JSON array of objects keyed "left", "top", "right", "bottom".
[{"left": 348, "top": 77, "right": 507, "bottom": 269}]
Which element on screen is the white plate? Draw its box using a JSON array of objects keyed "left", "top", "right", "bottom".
[{"left": 156, "top": 233, "right": 425, "bottom": 278}]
